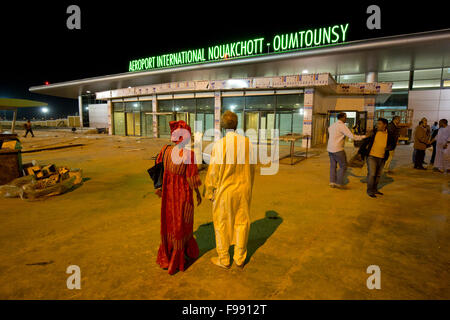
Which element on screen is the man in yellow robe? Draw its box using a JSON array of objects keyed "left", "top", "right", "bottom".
[{"left": 205, "top": 111, "right": 256, "bottom": 269}]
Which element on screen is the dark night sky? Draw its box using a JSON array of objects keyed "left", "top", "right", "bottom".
[{"left": 0, "top": 1, "right": 448, "bottom": 119}]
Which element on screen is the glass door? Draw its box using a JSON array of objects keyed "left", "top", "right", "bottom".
[
  {"left": 125, "top": 112, "right": 141, "bottom": 136},
  {"left": 245, "top": 111, "right": 259, "bottom": 144},
  {"left": 142, "top": 113, "right": 154, "bottom": 137},
  {"left": 260, "top": 111, "right": 275, "bottom": 143},
  {"left": 126, "top": 113, "right": 134, "bottom": 136},
  {"left": 134, "top": 111, "right": 141, "bottom": 136},
  {"left": 157, "top": 113, "right": 174, "bottom": 138}
]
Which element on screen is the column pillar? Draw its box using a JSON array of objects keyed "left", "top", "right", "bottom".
[
  {"left": 366, "top": 71, "right": 377, "bottom": 83},
  {"left": 11, "top": 109, "right": 17, "bottom": 134},
  {"left": 303, "top": 88, "right": 314, "bottom": 148},
  {"left": 152, "top": 95, "right": 158, "bottom": 138},
  {"left": 78, "top": 95, "right": 83, "bottom": 129},
  {"left": 107, "top": 100, "right": 113, "bottom": 135},
  {"left": 214, "top": 91, "right": 221, "bottom": 141},
  {"left": 365, "top": 96, "right": 376, "bottom": 131}
]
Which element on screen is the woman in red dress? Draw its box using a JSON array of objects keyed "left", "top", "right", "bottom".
[{"left": 155, "top": 120, "right": 202, "bottom": 275}]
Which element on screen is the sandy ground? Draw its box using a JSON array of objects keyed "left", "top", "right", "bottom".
[{"left": 0, "top": 129, "right": 449, "bottom": 299}]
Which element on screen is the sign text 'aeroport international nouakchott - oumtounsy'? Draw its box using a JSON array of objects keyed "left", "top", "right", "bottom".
[{"left": 128, "top": 23, "right": 350, "bottom": 72}]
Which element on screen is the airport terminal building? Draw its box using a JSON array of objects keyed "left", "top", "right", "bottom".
[{"left": 30, "top": 26, "right": 450, "bottom": 147}]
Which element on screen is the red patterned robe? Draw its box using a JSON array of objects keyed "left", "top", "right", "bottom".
[{"left": 156, "top": 145, "right": 201, "bottom": 275}]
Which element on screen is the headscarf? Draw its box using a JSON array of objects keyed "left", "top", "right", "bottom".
[{"left": 169, "top": 120, "right": 192, "bottom": 145}]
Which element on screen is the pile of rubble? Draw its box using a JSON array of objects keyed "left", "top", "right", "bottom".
[{"left": 0, "top": 163, "right": 83, "bottom": 200}]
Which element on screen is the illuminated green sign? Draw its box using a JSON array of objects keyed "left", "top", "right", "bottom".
[{"left": 128, "top": 23, "right": 349, "bottom": 72}]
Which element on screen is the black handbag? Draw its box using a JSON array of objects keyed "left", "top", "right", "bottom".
[{"left": 147, "top": 145, "right": 169, "bottom": 189}]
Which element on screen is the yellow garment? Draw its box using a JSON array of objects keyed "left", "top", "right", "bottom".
[
  {"left": 369, "top": 131, "right": 388, "bottom": 158},
  {"left": 204, "top": 132, "right": 256, "bottom": 266}
]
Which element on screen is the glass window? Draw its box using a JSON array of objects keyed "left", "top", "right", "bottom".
[
  {"left": 276, "top": 94, "right": 304, "bottom": 110},
  {"left": 174, "top": 99, "right": 196, "bottom": 113},
  {"left": 196, "top": 98, "right": 214, "bottom": 113},
  {"left": 125, "top": 102, "right": 140, "bottom": 112},
  {"left": 113, "top": 112, "right": 125, "bottom": 135},
  {"left": 142, "top": 113, "right": 153, "bottom": 137},
  {"left": 113, "top": 102, "right": 124, "bottom": 112},
  {"left": 338, "top": 74, "right": 365, "bottom": 83},
  {"left": 141, "top": 101, "right": 152, "bottom": 112},
  {"left": 245, "top": 95, "right": 275, "bottom": 111},
  {"left": 222, "top": 97, "right": 244, "bottom": 130},
  {"left": 378, "top": 71, "right": 410, "bottom": 82},
  {"left": 376, "top": 91, "right": 409, "bottom": 107},
  {"left": 443, "top": 68, "right": 450, "bottom": 87},
  {"left": 412, "top": 68, "right": 442, "bottom": 89},
  {"left": 222, "top": 97, "right": 244, "bottom": 112},
  {"left": 391, "top": 81, "right": 409, "bottom": 90},
  {"left": 158, "top": 100, "right": 174, "bottom": 112},
  {"left": 378, "top": 71, "right": 410, "bottom": 90},
  {"left": 196, "top": 98, "right": 214, "bottom": 136},
  {"left": 413, "top": 68, "right": 442, "bottom": 80},
  {"left": 293, "top": 112, "right": 303, "bottom": 134},
  {"left": 413, "top": 79, "right": 441, "bottom": 89}
]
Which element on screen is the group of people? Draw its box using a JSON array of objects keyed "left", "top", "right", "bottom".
[
  {"left": 153, "top": 110, "right": 449, "bottom": 275},
  {"left": 154, "top": 111, "right": 255, "bottom": 275},
  {"left": 327, "top": 112, "right": 449, "bottom": 198},
  {"left": 413, "top": 118, "right": 449, "bottom": 172}
]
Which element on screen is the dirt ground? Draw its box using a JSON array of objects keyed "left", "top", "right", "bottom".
[{"left": 0, "top": 129, "right": 449, "bottom": 299}]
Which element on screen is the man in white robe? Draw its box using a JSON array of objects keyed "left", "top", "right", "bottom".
[
  {"left": 205, "top": 111, "right": 256, "bottom": 269},
  {"left": 433, "top": 119, "right": 449, "bottom": 173}
]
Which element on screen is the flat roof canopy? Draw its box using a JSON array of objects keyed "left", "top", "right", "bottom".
[
  {"left": 0, "top": 98, "right": 48, "bottom": 110},
  {"left": 29, "top": 29, "right": 450, "bottom": 99}
]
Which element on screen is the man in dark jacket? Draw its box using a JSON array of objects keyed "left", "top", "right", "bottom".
[
  {"left": 413, "top": 118, "right": 431, "bottom": 170},
  {"left": 384, "top": 116, "right": 401, "bottom": 173},
  {"left": 358, "top": 118, "right": 391, "bottom": 198}
]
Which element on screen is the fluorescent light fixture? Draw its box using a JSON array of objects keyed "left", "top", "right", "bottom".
[
  {"left": 299, "top": 108, "right": 304, "bottom": 115},
  {"left": 86, "top": 90, "right": 91, "bottom": 93},
  {"left": 302, "top": 69, "right": 308, "bottom": 74},
  {"left": 41, "top": 107, "right": 49, "bottom": 113},
  {"left": 133, "top": 103, "right": 138, "bottom": 107}
]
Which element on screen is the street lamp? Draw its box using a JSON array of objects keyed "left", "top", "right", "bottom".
[{"left": 41, "top": 107, "right": 49, "bottom": 120}]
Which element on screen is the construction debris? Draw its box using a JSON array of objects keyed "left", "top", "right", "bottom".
[{"left": 0, "top": 164, "right": 83, "bottom": 200}]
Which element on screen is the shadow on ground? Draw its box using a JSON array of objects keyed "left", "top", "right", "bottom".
[{"left": 193, "top": 211, "right": 283, "bottom": 265}]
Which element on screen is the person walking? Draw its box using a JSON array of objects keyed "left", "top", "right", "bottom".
[
  {"left": 23, "top": 120, "right": 34, "bottom": 137},
  {"left": 358, "top": 118, "right": 391, "bottom": 198},
  {"left": 384, "top": 116, "right": 401, "bottom": 173},
  {"left": 327, "top": 112, "right": 365, "bottom": 189},
  {"left": 155, "top": 120, "right": 202, "bottom": 275},
  {"left": 413, "top": 118, "right": 431, "bottom": 170},
  {"left": 205, "top": 111, "right": 256, "bottom": 269}
]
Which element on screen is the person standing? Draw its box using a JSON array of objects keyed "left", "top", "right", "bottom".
[
  {"left": 359, "top": 118, "right": 391, "bottom": 198},
  {"left": 431, "top": 121, "right": 439, "bottom": 133},
  {"left": 430, "top": 121, "right": 440, "bottom": 165},
  {"left": 413, "top": 118, "right": 431, "bottom": 170},
  {"left": 327, "top": 112, "right": 365, "bottom": 189},
  {"left": 23, "top": 120, "right": 34, "bottom": 137},
  {"left": 205, "top": 111, "right": 256, "bottom": 269},
  {"left": 155, "top": 120, "right": 202, "bottom": 275},
  {"left": 432, "top": 119, "right": 449, "bottom": 173},
  {"left": 384, "top": 116, "right": 401, "bottom": 173}
]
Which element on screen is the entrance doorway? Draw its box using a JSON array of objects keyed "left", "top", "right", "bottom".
[
  {"left": 125, "top": 112, "right": 141, "bottom": 136},
  {"left": 244, "top": 111, "right": 275, "bottom": 144},
  {"left": 327, "top": 110, "right": 367, "bottom": 135}
]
